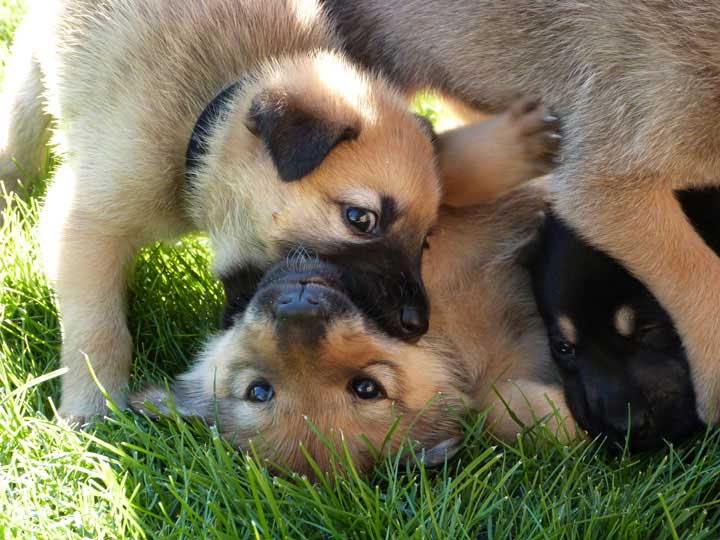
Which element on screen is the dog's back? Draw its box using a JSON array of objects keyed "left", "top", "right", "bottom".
[{"left": 326, "top": 0, "right": 720, "bottom": 179}]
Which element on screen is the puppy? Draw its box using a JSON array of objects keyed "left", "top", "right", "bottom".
[
  {"left": 530, "top": 190, "right": 720, "bottom": 450},
  {"left": 1, "top": 0, "right": 446, "bottom": 424},
  {"left": 132, "top": 182, "right": 578, "bottom": 475},
  {"left": 323, "top": 0, "right": 720, "bottom": 423}
]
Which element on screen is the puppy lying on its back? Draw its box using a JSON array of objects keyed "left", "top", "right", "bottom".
[{"left": 133, "top": 114, "right": 576, "bottom": 474}]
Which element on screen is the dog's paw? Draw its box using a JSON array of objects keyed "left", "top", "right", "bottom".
[
  {"left": 55, "top": 412, "right": 96, "bottom": 430},
  {"left": 505, "top": 98, "right": 562, "bottom": 179},
  {"left": 56, "top": 399, "right": 112, "bottom": 430},
  {"left": 692, "top": 372, "right": 720, "bottom": 425}
]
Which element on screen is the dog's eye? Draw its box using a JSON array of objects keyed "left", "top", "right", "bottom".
[
  {"left": 345, "top": 207, "right": 378, "bottom": 235},
  {"left": 246, "top": 380, "right": 274, "bottom": 403},
  {"left": 550, "top": 338, "right": 577, "bottom": 369},
  {"left": 349, "top": 376, "right": 385, "bottom": 400}
]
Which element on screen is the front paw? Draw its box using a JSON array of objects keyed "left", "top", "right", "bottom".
[
  {"left": 692, "top": 370, "right": 720, "bottom": 425},
  {"left": 505, "top": 98, "right": 562, "bottom": 179}
]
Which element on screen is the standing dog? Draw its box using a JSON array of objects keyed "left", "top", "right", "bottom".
[
  {"left": 323, "top": 0, "right": 720, "bottom": 424},
  {"left": 1, "top": 0, "right": 444, "bottom": 424},
  {"left": 0, "top": 0, "right": 559, "bottom": 424},
  {"left": 133, "top": 181, "right": 577, "bottom": 475}
]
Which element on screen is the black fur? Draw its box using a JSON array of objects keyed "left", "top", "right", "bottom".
[
  {"left": 219, "top": 265, "right": 266, "bottom": 329},
  {"left": 530, "top": 189, "right": 720, "bottom": 450},
  {"left": 185, "top": 82, "right": 241, "bottom": 182},
  {"left": 246, "top": 91, "right": 359, "bottom": 181},
  {"left": 221, "top": 238, "right": 428, "bottom": 341}
]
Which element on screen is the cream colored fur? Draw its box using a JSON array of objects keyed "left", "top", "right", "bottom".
[{"left": 2, "top": 0, "right": 448, "bottom": 423}]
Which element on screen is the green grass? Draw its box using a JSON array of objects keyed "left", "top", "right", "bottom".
[{"left": 2, "top": 3, "right": 720, "bottom": 539}]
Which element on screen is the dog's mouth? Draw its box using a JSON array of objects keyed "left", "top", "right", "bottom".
[{"left": 252, "top": 259, "right": 359, "bottom": 331}]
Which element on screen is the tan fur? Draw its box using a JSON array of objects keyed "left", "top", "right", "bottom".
[
  {"left": 325, "top": 0, "right": 720, "bottom": 423},
  {"left": 439, "top": 100, "right": 559, "bottom": 207},
  {"left": 614, "top": 306, "right": 636, "bottom": 338},
  {"left": 557, "top": 316, "right": 577, "bottom": 346},
  {"left": 133, "top": 182, "right": 580, "bottom": 475},
  {"left": 0, "top": 7, "right": 51, "bottom": 215},
  {"left": 1, "top": 0, "right": 450, "bottom": 422}
]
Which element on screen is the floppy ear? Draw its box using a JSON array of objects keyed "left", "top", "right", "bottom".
[
  {"left": 130, "top": 383, "right": 213, "bottom": 421},
  {"left": 246, "top": 91, "right": 360, "bottom": 181},
  {"left": 416, "top": 436, "right": 463, "bottom": 468}
]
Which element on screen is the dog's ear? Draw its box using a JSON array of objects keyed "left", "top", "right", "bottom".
[
  {"left": 130, "top": 383, "right": 214, "bottom": 421},
  {"left": 246, "top": 91, "right": 360, "bottom": 181},
  {"left": 413, "top": 113, "right": 438, "bottom": 147},
  {"left": 418, "top": 436, "right": 463, "bottom": 467}
]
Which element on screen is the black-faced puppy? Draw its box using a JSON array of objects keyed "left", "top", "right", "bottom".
[
  {"left": 529, "top": 189, "right": 720, "bottom": 450},
  {"left": 133, "top": 183, "right": 579, "bottom": 475},
  {"left": 0, "top": 0, "right": 447, "bottom": 423},
  {"left": 323, "top": 0, "right": 720, "bottom": 423}
]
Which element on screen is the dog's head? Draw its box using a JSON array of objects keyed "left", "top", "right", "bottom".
[
  {"left": 530, "top": 213, "right": 703, "bottom": 451},
  {"left": 132, "top": 257, "right": 466, "bottom": 475},
  {"left": 187, "top": 52, "right": 440, "bottom": 342}
]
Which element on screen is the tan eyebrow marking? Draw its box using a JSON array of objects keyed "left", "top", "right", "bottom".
[
  {"left": 614, "top": 305, "right": 636, "bottom": 337},
  {"left": 557, "top": 315, "right": 577, "bottom": 345}
]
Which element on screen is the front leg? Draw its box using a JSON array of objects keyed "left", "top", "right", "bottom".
[
  {"left": 554, "top": 174, "right": 720, "bottom": 424},
  {"left": 438, "top": 99, "right": 560, "bottom": 207},
  {"left": 41, "top": 167, "right": 138, "bottom": 424},
  {"left": 480, "top": 379, "right": 581, "bottom": 444}
]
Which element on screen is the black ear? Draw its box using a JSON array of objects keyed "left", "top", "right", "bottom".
[
  {"left": 246, "top": 91, "right": 360, "bottom": 181},
  {"left": 413, "top": 114, "right": 438, "bottom": 144}
]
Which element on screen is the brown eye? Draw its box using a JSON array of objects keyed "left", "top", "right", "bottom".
[
  {"left": 246, "top": 380, "right": 274, "bottom": 403},
  {"left": 349, "top": 377, "right": 385, "bottom": 400},
  {"left": 345, "top": 207, "right": 378, "bottom": 235},
  {"left": 550, "top": 337, "right": 577, "bottom": 371}
]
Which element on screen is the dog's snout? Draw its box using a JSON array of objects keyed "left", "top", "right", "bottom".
[
  {"left": 399, "top": 302, "right": 429, "bottom": 339},
  {"left": 605, "top": 406, "right": 649, "bottom": 439},
  {"left": 274, "top": 284, "right": 325, "bottom": 321},
  {"left": 400, "top": 304, "right": 426, "bottom": 336}
]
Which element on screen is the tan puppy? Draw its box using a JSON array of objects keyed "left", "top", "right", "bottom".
[
  {"left": 132, "top": 183, "right": 576, "bottom": 475},
  {"left": 0, "top": 0, "right": 558, "bottom": 424},
  {"left": 323, "top": 0, "right": 720, "bottom": 424},
  {"left": 133, "top": 183, "right": 576, "bottom": 475},
  {"left": 2, "top": 0, "right": 444, "bottom": 424}
]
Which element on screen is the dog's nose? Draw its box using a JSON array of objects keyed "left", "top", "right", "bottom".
[
  {"left": 606, "top": 405, "right": 650, "bottom": 440},
  {"left": 274, "top": 284, "right": 324, "bottom": 321},
  {"left": 399, "top": 304, "right": 429, "bottom": 338}
]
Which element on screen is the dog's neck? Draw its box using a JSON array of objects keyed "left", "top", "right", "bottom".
[{"left": 185, "top": 82, "right": 241, "bottom": 186}]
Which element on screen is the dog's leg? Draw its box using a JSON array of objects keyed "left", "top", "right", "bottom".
[
  {"left": 0, "top": 13, "right": 51, "bottom": 212},
  {"left": 438, "top": 100, "right": 560, "bottom": 207},
  {"left": 481, "top": 379, "right": 581, "bottom": 444},
  {"left": 555, "top": 177, "right": 720, "bottom": 424},
  {"left": 41, "top": 165, "right": 138, "bottom": 424}
]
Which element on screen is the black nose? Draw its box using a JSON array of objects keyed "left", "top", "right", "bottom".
[
  {"left": 274, "top": 284, "right": 324, "bottom": 321},
  {"left": 606, "top": 405, "right": 650, "bottom": 440},
  {"left": 400, "top": 304, "right": 429, "bottom": 338}
]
